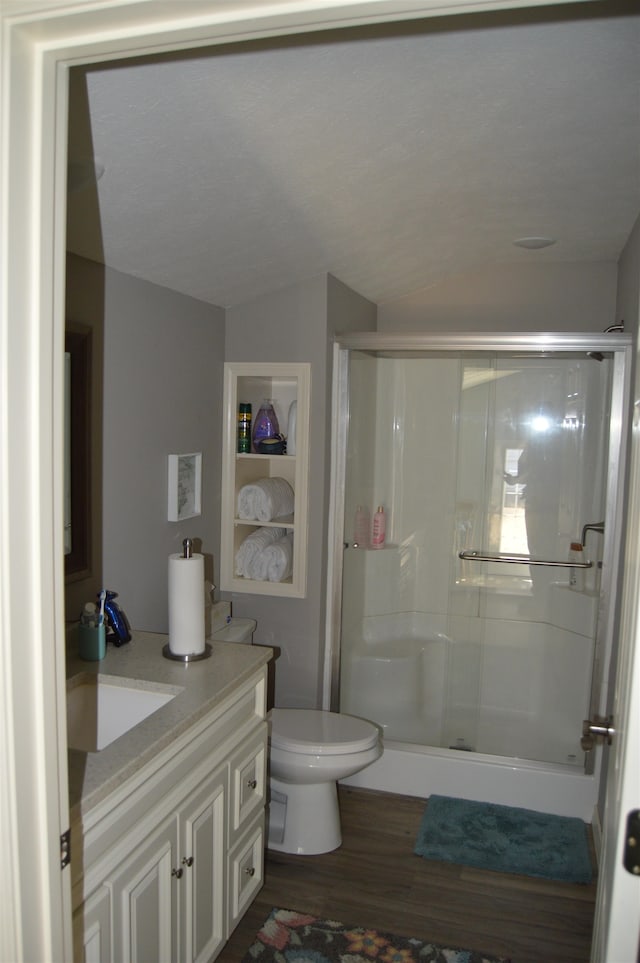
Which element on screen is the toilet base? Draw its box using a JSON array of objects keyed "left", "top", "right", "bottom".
[{"left": 267, "top": 777, "right": 342, "bottom": 855}]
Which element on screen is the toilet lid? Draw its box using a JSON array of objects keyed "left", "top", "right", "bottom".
[{"left": 269, "top": 709, "right": 379, "bottom": 755}]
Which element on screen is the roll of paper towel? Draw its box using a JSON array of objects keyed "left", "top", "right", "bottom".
[{"left": 168, "top": 552, "right": 206, "bottom": 656}]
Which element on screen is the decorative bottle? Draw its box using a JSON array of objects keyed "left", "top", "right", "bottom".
[
  {"left": 237, "top": 402, "right": 252, "bottom": 453},
  {"left": 371, "top": 506, "right": 386, "bottom": 550},
  {"left": 569, "top": 541, "right": 584, "bottom": 591},
  {"left": 252, "top": 399, "right": 279, "bottom": 453},
  {"left": 354, "top": 505, "right": 370, "bottom": 549}
]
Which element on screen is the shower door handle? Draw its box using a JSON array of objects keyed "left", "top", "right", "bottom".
[
  {"left": 581, "top": 715, "right": 614, "bottom": 751},
  {"left": 459, "top": 550, "right": 592, "bottom": 568}
]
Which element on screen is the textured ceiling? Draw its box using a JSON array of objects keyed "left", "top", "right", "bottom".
[{"left": 66, "top": 3, "right": 640, "bottom": 310}]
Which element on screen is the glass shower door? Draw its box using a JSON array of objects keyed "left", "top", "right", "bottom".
[{"left": 338, "top": 348, "right": 613, "bottom": 768}]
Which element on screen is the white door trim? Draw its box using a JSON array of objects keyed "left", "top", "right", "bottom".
[{"left": 0, "top": 0, "right": 611, "bottom": 958}]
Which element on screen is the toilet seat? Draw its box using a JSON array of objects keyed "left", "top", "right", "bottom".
[{"left": 269, "top": 708, "right": 379, "bottom": 755}]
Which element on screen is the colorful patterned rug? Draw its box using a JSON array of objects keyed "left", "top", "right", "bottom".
[
  {"left": 241, "top": 907, "right": 511, "bottom": 962},
  {"left": 414, "top": 795, "right": 593, "bottom": 884}
]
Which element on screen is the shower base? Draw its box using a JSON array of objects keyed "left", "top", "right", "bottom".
[{"left": 341, "top": 740, "right": 598, "bottom": 822}]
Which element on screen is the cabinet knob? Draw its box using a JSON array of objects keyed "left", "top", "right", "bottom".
[
  {"left": 247, "top": 778, "right": 258, "bottom": 790},
  {"left": 244, "top": 866, "right": 256, "bottom": 877},
  {"left": 182, "top": 856, "right": 194, "bottom": 867},
  {"left": 171, "top": 867, "right": 183, "bottom": 879}
]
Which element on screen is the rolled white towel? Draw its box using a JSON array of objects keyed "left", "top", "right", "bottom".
[
  {"left": 235, "top": 526, "right": 287, "bottom": 578},
  {"left": 262, "top": 533, "right": 294, "bottom": 582},
  {"left": 244, "top": 533, "right": 293, "bottom": 582},
  {"left": 246, "top": 547, "right": 269, "bottom": 581},
  {"left": 237, "top": 477, "right": 294, "bottom": 522}
]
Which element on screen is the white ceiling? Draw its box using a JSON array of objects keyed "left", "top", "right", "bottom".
[{"left": 66, "top": 3, "right": 640, "bottom": 310}]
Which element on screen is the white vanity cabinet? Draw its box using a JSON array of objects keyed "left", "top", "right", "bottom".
[
  {"left": 221, "top": 362, "right": 310, "bottom": 598},
  {"left": 71, "top": 666, "right": 268, "bottom": 963}
]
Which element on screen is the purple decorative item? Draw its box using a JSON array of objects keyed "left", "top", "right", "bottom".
[{"left": 252, "top": 399, "right": 279, "bottom": 453}]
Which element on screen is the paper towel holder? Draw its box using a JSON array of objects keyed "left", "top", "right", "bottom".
[
  {"left": 163, "top": 537, "right": 212, "bottom": 662},
  {"left": 162, "top": 642, "right": 212, "bottom": 662}
]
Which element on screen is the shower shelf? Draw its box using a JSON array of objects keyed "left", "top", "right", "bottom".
[{"left": 459, "top": 550, "right": 592, "bottom": 568}]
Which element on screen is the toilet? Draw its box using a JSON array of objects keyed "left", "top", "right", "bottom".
[
  {"left": 267, "top": 708, "right": 383, "bottom": 855},
  {"left": 209, "top": 607, "right": 383, "bottom": 855}
]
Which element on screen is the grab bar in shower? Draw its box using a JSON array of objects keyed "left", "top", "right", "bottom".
[
  {"left": 458, "top": 550, "right": 593, "bottom": 569},
  {"left": 581, "top": 521, "right": 604, "bottom": 546}
]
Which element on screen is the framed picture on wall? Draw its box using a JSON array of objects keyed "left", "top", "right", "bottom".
[{"left": 168, "top": 452, "right": 202, "bottom": 521}]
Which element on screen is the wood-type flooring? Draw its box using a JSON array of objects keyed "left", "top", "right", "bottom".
[{"left": 219, "top": 787, "right": 597, "bottom": 963}]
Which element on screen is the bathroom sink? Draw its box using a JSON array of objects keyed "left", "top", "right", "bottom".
[{"left": 66, "top": 674, "right": 181, "bottom": 752}]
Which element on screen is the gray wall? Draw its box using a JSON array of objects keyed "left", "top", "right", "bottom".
[
  {"left": 100, "top": 264, "right": 225, "bottom": 631},
  {"left": 377, "top": 261, "right": 619, "bottom": 332},
  {"left": 225, "top": 273, "right": 376, "bottom": 707},
  {"left": 616, "top": 214, "right": 640, "bottom": 339}
]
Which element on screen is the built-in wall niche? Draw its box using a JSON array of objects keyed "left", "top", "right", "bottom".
[
  {"left": 220, "top": 362, "right": 310, "bottom": 598},
  {"left": 64, "top": 324, "right": 92, "bottom": 580}
]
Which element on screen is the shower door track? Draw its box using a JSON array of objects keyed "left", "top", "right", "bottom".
[{"left": 333, "top": 330, "right": 630, "bottom": 354}]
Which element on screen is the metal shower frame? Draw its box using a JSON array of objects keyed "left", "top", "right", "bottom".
[{"left": 324, "top": 331, "right": 633, "bottom": 778}]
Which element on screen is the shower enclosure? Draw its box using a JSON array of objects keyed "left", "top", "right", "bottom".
[{"left": 326, "top": 333, "right": 631, "bottom": 819}]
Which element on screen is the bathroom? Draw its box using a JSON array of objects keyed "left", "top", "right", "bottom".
[
  {"left": 4, "top": 1, "right": 640, "bottom": 959},
  {"left": 65, "top": 243, "right": 638, "bottom": 822},
  {"left": 65, "top": 0, "right": 638, "bottom": 886},
  {"left": 64, "top": 255, "right": 635, "bottom": 723},
  {"left": 59, "top": 244, "right": 639, "bottom": 961}
]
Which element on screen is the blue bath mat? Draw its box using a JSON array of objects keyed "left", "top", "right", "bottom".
[{"left": 414, "top": 795, "right": 592, "bottom": 883}]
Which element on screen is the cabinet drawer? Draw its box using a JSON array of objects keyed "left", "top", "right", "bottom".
[
  {"left": 229, "top": 725, "right": 267, "bottom": 842},
  {"left": 227, "top": 817, "right": 264, "bottom": 935}
]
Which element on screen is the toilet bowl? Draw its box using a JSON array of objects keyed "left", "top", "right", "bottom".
[{"left": 267, "top": 708, "right": 382, "bottom": 855}]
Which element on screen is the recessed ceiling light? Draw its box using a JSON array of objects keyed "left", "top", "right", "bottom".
[{"left": 513, "top": 236, "right": 556, "bottom": 250}]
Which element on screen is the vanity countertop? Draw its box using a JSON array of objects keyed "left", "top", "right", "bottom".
[{"left": 66, "top": 631, "right": 272, "bottom": 822}]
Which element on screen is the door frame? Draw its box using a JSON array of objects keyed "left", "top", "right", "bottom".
[{"left": 0, "top": 0, "right": 629, "bottom": 959}]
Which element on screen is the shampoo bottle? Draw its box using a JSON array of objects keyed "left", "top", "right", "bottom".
[
  {"left": 372, "top": 506, "right": 386, "bottom": 549},
  {"left": 568, "top": 541, "right": 585, "bottom": 591},
  {"left": 354, "top": 505, "right": 370, "bottom": 548}
]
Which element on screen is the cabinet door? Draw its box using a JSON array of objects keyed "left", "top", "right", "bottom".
[
  {"left": 73, "top": 885, "right": 111, "bottom": 963},
  {"left": 179, "top": 766, "right": 227, "bottom": 963},
  {"left": 109, "top": 812, "right": 178, "bottom": 963}
]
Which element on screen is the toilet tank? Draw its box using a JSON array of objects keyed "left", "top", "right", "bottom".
[{"left": 210, "top": 617, "right": 256, "bottom": 644}]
